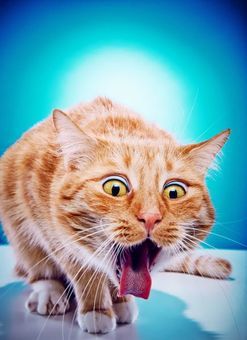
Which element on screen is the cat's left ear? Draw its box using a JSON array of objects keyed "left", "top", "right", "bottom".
[
  {"left": 180, "top": 129, "right": 231, "bottom": 173},
  {"left": 53, "top": 109, "right": 96, "bottom": 168}
]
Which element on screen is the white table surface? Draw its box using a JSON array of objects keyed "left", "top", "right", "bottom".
[{"left": 0, "top": 246, "right": 246, "bottom": 340}]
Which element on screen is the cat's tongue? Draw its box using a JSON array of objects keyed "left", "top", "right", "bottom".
[{"left": 119, "top": 241, "right": 151, "bottom": 299}]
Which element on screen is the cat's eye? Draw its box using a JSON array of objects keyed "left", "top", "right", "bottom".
[
  {"left": 163, "top": 181, "right": 187, "bottom": 199},
  {"left": 102, "top": 176, "right": 129, "bottom": 197}
]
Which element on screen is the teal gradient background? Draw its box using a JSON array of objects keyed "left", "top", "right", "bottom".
[{"left": 0, "top": 0, "right": 246, "bottom": 248}]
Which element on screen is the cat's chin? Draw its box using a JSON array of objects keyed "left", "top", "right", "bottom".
[{"left": 115, "top": 239, "right": 162, "bottom": 299}]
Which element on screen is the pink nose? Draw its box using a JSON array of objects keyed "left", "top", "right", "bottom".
[{"left": 137, "top": 212, "right": 162, "bottom": 232}]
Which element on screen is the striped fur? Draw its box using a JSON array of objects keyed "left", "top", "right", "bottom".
[{"left": 0, "top": 97, "right": 231, "bottom": 333}]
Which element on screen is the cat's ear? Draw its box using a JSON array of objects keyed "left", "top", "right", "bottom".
[
  {"left": 180, "top": 129, "right": 230, "bottom": 173},
  {"left": 53, "top": 109, "right": 96, "bottom": 168}
]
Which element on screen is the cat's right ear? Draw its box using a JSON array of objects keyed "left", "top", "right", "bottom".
[{"left": 53, "top": 109, "right": 96, "bottom": 169}]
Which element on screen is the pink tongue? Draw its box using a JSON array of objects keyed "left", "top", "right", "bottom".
[{"left": 119, "top": 242, "right": 152, "bottom": 299}]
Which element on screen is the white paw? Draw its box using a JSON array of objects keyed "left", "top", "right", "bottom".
[
  {"left": 197, "top": 256, "right": 232, "bottom": 279},
  {"left": 113, "top": 298, "right": 139, "bottom": 324},
  {"left": 211, "top": 257, "right": 232, "bottom": 279},
  {"left": 25, "top": 279, "right": 70, "bottom": 315},
  {"left": 77, "top": 311, "right": 116, "bottom": 334}
]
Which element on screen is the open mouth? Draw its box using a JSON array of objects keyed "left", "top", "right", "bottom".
[{"left": 116, "top": 239, "right": 161, "bottom": 299}]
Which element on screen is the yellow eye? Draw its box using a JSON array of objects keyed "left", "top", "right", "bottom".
[
  {"left": 163, "top": 182, "right": 186, "bottom": 199},
  {"left": 103, "top": 178, "right": 128, "bottom": 197}
]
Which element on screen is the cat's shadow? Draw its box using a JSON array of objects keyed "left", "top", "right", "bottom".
[{"left": 0, "top": 282, "right": 217, "bottom": 340}]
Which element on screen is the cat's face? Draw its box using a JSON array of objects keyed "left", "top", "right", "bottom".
[{"left": 53, "top": 109, "right": 229, "bottom": 298}]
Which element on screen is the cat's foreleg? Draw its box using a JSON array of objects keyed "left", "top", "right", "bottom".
[
  {"left": 163, "top": 252, "right": 232, "bottom": 279},
  {"left": 21, "top": 249, "right": 70, "bottom": 315},
  {"left": 109, "top": 283, "right": 138, "bottom": 324},
  {"left": 8, "top": 238, "right": 69, "bottom": 316},
  {"left": 65, "top": 265, "right": 116, "bottom": 334}
]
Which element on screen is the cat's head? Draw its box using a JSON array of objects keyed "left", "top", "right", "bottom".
[{"left": 53, "top": 100, "right": 230, "bottom": 299}]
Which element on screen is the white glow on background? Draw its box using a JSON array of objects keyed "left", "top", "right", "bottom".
[{"left": 61, "top": 48, "right": 186, "bottom": 134}]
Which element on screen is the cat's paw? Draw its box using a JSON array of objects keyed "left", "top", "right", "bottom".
[
  {"left": 77, "top": 310, "right": 116, "bottom": 334},
  {"left": 196, "top": 256, "right": 232, "bottom": 279},
  {"left": 209, "top": 257, "right": 232, "bottom": 279},
  {"left": 25, "top": 279, "right": 70, "bottom": 315},
  {"left": 113, "top": 298, "right": 139, "bottom": 324}
]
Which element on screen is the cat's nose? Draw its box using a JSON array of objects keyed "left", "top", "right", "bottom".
[{"left": 137, "top": 212, "right": 162, "bottom": 233}]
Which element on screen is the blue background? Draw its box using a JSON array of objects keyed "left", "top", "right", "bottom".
[{"left": 0, "top": 0, "right": 246, "bottom": 248}]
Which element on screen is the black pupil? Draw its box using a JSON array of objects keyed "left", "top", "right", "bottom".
[
  {"left": 169, "top": 189, "right": 178, "bottom": 199},
  {"left": 111, "top": 184, "right": 120, "bottom": 196}
]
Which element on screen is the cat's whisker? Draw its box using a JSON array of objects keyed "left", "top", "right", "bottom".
[
  {"left": 81, "top": 236, "right": 122, "bottom": 302},
  {"left": 91, "top": 242, "right": 118, "bottom": 333},
  {"left": 62, "top": 239, "right": 115, "bottom": 339},
  {"left": 166, "top": 241, "right": 186, "bottom": 258},
  {"left": 181, "top": 237, "right": 201, "bottom": 250},
  {"left": 16, "top": 227, "right": 107, "bottom": 278},
  {"left": 64, "top": 241, "right": 117, "bottom": 340},
  {"left": 13, "top": 223, "right": 102, "bottom": 254},
  {"left": 215, "top": 217, "right": 247, "bottom": 225},
  {"left": 185, "top": 226, "right": 247, "bottom": 249},
  {"left": 95, "top": 241, "right": 124, "bottom": 315},
  {"left": 67, "top": 235, "right": 120, "bottom": 336},
  {"left": 76, "top": 235, "right": 119, "bottom": 304},
  {"left": 63, "top": 248, "right": 111, "bottom": 340},
  {"left": 36, "top": 234, "right": 117, "bottom": 340},
  {"left": 41, "top": 240, "right": 115, "bottom": 340},
  {"left": 179, "top": 216, "right": 246, "bottom": 230},
  {"left": 184, "top": 234, "right": 218, "bottom": 251},
  {"left": 62, "top": 232, "right": 120, "bottom": 335}
]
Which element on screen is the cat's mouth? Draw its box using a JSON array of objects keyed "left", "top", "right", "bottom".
[{"left": 115, "top": 239, "right": 161, "bottom": 299}]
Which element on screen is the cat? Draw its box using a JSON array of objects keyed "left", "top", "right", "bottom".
[{"left": 0, "top": 97, "right": 232, "bottom": 333}]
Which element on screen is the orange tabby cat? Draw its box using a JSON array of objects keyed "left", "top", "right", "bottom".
[{"left": 0, "top": 97, "right": 231, "bottom": 333}]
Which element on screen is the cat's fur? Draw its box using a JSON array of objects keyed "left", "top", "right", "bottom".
[{"left": 0, "top": 97, "right": 231, "bottom": 333}]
